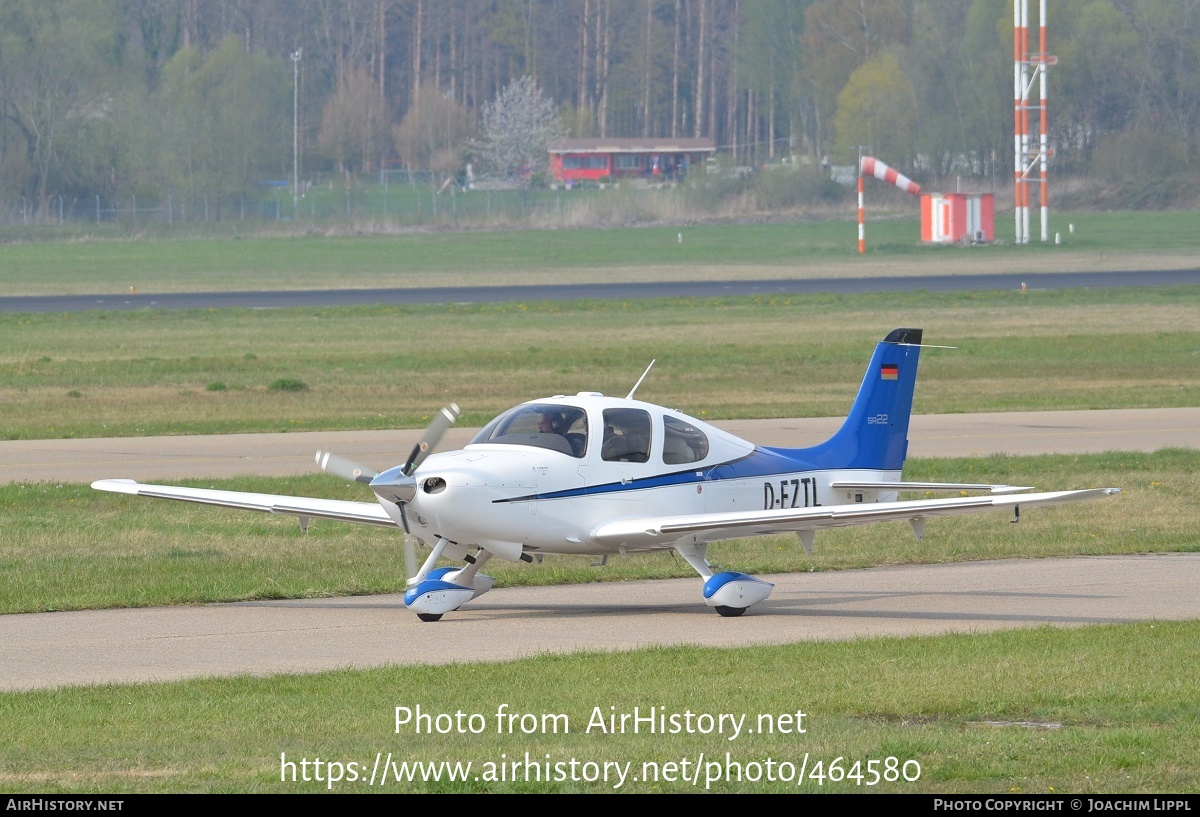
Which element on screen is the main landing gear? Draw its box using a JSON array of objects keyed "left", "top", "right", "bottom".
[{"left": 675, "top": 543, "right": 774, "bottom": 617}]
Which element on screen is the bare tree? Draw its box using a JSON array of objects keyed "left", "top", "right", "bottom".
[
  {"left": 0, "top": 0, "right": 123, "bottom": 210},
  {"left": 393, "top": 83, "right": 473, "bottom": 174},
  {"left": 318, "top": 66, "right": 392, "bottom": 174}
]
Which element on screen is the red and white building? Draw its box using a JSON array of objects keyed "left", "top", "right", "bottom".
[
  {"left": 920, "top": 192, "right": 995, "bottom": 244},
  {"left": 548, "top": 138, "right": 716, "bottom": 184}
]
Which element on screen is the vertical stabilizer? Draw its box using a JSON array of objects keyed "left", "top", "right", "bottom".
[{"left": 788, "top": 328, "right": 922, "bottom": 471}]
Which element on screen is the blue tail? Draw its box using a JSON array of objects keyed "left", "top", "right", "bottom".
[{"left": 767, "top": 328, "right": 922, "bottom": 472}]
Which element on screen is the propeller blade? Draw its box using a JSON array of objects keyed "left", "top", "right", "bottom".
[
  {"left": 404, "top": 535, "right": 417, "bottom": 584},
  {"left": 396, "top": 499, "right": 412, "bottom": 534},
  {"left": 402, "top": 403, "right": 460, "bottom": 475},
  {"left": 351, "top": 402, "right": 458, "bottom": 582},
  {"left": 315, "top": 451, "right": 378, "bottom": 484}
]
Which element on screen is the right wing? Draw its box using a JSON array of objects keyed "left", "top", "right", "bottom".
[
  {"left": 588, "top": 488, "right": 1121, "bottom": 550},
  {"left": 91, "top": 479, "right": 397, "bottom": 529}
]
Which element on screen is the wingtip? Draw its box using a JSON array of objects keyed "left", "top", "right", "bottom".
[{"left": 91, "top": 478, "right": 139, "bottom": 493}]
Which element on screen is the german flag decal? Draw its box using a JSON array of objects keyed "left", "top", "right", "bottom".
[{"left": 880, "top": 363, "right": 899, "bottom": 380}]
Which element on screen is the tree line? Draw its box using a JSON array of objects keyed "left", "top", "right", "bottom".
[{"left": 1, "top": 0, "right": 1196, "bottom": 221}]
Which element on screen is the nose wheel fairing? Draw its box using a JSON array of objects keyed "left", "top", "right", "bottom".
[
  {"left": 405, "top": 579, "right": 477, "bottom": 619},
  {"left": 404, "top": 556, "right": 496, "bottom": 620}
]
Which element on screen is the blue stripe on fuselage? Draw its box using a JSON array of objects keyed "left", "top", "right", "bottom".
[
  {"left": 492, "top": 447, "right": 836, "bottom": 503},
  {"left": 492, "top": 462, "right": 731, "bottom": 503}
]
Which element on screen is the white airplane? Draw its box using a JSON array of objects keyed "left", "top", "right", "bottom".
[{"left": 93, "top": 328, "right": 1119, "bottom": 621}]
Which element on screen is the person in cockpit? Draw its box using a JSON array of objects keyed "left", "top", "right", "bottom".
[{"left": 538, "top": 411, "right": 563, "bottom": 435}]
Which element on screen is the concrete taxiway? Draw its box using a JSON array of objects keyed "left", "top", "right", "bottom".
[
  {"left": 1, "top": 406, "right": 1196, "bottom": 691},
  {"left": 2, "top": 554, "right": 1196, "bottom": 692},
  {"left": 2, "top": 407, "right": 1196, "bottom": 485}
]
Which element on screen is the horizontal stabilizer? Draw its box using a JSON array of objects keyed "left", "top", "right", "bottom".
[{"left": 830, "top": 480, "right": 1035, "bottom": 495}]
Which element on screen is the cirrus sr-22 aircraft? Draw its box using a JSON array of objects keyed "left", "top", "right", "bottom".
[{"left": 93, "top": 328, "right": 1119, "bottom": 621}]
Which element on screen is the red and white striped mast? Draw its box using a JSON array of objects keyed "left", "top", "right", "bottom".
[
  {"left": 1038, "top": 0, "right": 1050, "bottom": 243},
  {"left": 1013, "top": 0, "right": 1027, "bottom": 243},
  {"left": 1014, "top": 0, "right": 1054, "bottom": 244},
  {"left": 858, "top": 169, "right": 866, "bottom": 254}
]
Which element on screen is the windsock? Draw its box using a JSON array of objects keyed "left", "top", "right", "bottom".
[{"left": 860, "top": 157, "right": 920, "bottom": 196}]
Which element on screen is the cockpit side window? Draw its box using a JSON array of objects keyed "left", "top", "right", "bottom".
[
  {"left": 662, "top": 415, "right": 709, "bottom": 464},
  {"left": 601, "top": 408, "right": 652, "bottom": 463},
  {"left": 560, "top": 412, "right": 589, "bottom": 457},
  {"left": 470, "top": 404, "right": 588, "bottom": 458}
]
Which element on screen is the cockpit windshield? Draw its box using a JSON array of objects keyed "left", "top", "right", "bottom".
[{"left": 470, "top": 404, "right": 589, "bottom": 458}]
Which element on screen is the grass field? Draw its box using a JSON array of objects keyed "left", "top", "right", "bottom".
[
  {"left": 2, "top": 621, "right": 1196, "bottom": 793},
  {"left": 1, "top": 217, "right": 1197, "bottom": 794},
  {"left": 0, "top": 211, "right": 1198, "bottom": 296},
  {"left": 1, "top": 287, "right": 1197, "bottom": 439}
]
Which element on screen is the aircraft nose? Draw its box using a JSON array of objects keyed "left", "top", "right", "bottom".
[{"left": 402, "top": 460, "right": 536, "bottom": 547}]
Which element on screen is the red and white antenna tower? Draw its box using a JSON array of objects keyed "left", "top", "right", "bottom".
[{"left": 1014, "top": 0, "right": 1055, "bottom": 243}]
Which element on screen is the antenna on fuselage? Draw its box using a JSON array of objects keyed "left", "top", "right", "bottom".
[{"left": 626, "top": 359, "right": 656, "bottom": 400}]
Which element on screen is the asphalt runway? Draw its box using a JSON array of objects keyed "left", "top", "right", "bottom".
[
  {"left": 1, "top": 268, "right": 1197, "bottom": 312},
  {"left": 2, "top": 406, "right": 1197, "bottom": 691}
]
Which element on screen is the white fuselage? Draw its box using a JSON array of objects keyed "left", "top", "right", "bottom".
[{"left": 389, "top": 394, "right": 897, "bottom": 560}]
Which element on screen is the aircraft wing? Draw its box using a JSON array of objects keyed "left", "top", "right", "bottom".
[
  {"left": 828, "top": 480, "right": 1035, "bottom": 494},
  {"left": 91, "top": 479, "right": 397, "bottom": 528},
  {"left": 587, "top": 488, "right": 1120, "bottom": 550}
]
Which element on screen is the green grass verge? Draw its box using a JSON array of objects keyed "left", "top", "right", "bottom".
[
  {"left": 1, "top": 211, "right": 1198, "bottom": 296},
  {"left": 3, "top": 450, "right": 1189, "bottom": 615},
  {"left": 1, "top": 621, "right": 1195, "bottom": 792},
  {"left": 2, "top": 286, "right": 1197, "bottom": 439}
]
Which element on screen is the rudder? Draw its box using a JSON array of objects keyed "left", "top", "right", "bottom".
[{"left": 794, "top": 328, "right": 922, "bottom": 471}]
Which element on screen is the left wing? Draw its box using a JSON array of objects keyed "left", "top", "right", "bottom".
[
  {"left": 588, "top": 488, "right": 1120, "bottom": 549},
  {"left": 91, "top": 479, "right": 397, "bottom": 529}
]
